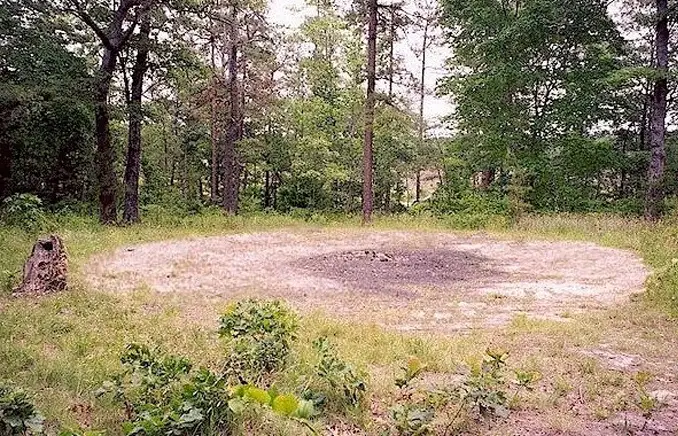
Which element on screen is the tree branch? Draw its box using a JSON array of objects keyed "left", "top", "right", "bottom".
[{"left": 67, "top": 0, "right": 113, "bottom": 49}]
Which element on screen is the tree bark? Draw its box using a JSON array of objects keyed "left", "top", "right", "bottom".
[
  {"left": 222, "top": 3, "right": 241, "bottom": 215},
  {"left": 70, "top": 0, "right": 148, "bottom": 224},
  {"left": 13, "top": 235, "right": 68, "bottom": 296},
  {"left": 210, "top": 29, "right": 220, "bottom": 204},
  {"left": 123, "top": 16, "right": 151, "bottom": 224},
  {"left": 95, "top": 48, "right": 119, "bottom": 224},
  {"left": 416, "top": 18, "right": 429, "bottom": 204},
  {"left": 362, "top": 0, "right": 377, "bottom": 224},
  {"left": 645, "top": 0, "right": 669, "bottom": 221}
]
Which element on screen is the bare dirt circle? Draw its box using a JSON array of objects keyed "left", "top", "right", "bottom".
[{"left": 86, "top": 230, "right": 648, "bottom": 332}]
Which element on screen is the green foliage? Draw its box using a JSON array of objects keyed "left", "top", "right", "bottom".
[
  {"left": 310, "top": 337, "right": 367, "bottom": 410},
  {"left": 219, "top": 300, "right": 298, "bottom": 384},
  {"left": 0, "top": 383, "right": 45, "bottom": 435},
  {"left": 228, "top": 384, "right": 314, "bottom": 421},
  {"left": 462, "top": 349, "right": 510, "bottom": 418},
  {"left": 388, "top": 350, "right": 535, "bottom": 435},
  {"left": 645, "top": 258, "right": 678, "bottom": 316},
  {"left": 1, "top": 194, "right": 46, "bottom": 230},
  {"left": 99, "top": 344, "right": 232, "bottom": 436}
]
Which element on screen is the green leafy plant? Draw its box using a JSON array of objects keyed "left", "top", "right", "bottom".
[
  {"left": 1, "top": 194, "right": 47, "bottom": 231},
  {"left": 227, "top": 384, "right": 315, "bottom": 420},
  {"left": 0, "top": 383, "right": 45, "bottom": 435},
  {"left": 461, "top": 348, "right": 510, "bottom": 418},
  {"left": 632, "top": 371, "right": 661, "bottom": 431},
  {"left": 98, "top": 344, "right": 232, "bottom": 436},
  {"left": 388, "top": 350, "right": 525, "bottom": 435},
  {"left": 390, "top": 357, "right": 435, "bottom": 435},
  {"left": 219, "top": 299, "right": 298, "bottom": 384},
  {"left": 310, "top": 337, "right": 367, "bottom": 410}
]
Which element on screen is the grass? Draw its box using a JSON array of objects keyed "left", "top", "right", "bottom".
[{"left": 1, "top": 211, "right": 678, "bottom": 434}]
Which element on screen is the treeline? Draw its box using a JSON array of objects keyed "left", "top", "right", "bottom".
[{"left": 0, "top": 0, "right": 676, "bottom": 223}]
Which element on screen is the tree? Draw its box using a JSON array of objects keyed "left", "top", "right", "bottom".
[
  {"left": 439, "top": 0, "right": 625, "bottom": 211},
  {"left": 412, "top": 0, "right": 438, "bottom": 202},
  {"left": 66, "top": 0, "right": 153, "bottom": 223},
  {"left": 122, "top": 13, "right": 152, "bottom": 223},
  {"left": 645, "top": 0, "right": 670, "bottom": 220},
  {"left": 0, "top": 0, "right": 94, "bottom": 204},
  {"left": 363, "top": 0, "right": 377, "bottom": 223}
]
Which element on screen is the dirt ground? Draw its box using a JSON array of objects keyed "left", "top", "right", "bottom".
[{"left": 86, "top": 229, "right": 647, "bottom": 332}]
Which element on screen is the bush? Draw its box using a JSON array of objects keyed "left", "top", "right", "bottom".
[
  {"left": 387, "top": 350, "right": 536, "bottom": 435},
  {"left": 0, "top": 383, "right": 45, "bottom": 435},
  {"left": 219, "top": 300, "right": 298, "bottom": 384},
  {"left": 308, "top": 337, "right": 367, "bottom": 411},
  {"left": 99, "top": 343, "right": 233, "bottom": 436},
  {"left": 1, "top": 194, "right": 47, "bottom": 231}
]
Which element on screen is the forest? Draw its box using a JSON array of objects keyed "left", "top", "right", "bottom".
[
  {"left": 3, "top": 0, "right": 678, "bottom": 435},
  {"left": 2, "top": 0, "right": 676, "bottom": 223}
]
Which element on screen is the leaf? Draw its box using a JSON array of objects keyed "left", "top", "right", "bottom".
[
  {"left": 272, "top": 394, "right": 299, "bottom": 416},
  {"left": 294, "top": 399, "right": 315, "bottom": 419},
  {"left": 245, "top": 387, "right": 272, "bottom": 405},
  {"left": 178, "top": 407, "right": 203, "bottom": 425},
  {"left": 227, "top": 398, "right": 246, "bottom": 414}
]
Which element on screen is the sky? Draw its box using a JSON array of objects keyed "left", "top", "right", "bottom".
[
  {"left": 265, "top": 0, "right": 631, "bottom": 133},
  {"left": 266, "top": 0, "right": 453, "bottom": 131}
]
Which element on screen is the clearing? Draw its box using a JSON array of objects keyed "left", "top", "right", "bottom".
[{"left": 87, "top": 229, "right": 647, "bottom": 333}]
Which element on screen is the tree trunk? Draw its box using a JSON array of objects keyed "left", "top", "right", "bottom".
[
  {"left": 415, "top": 170, "right": 421, "bottom": 203},
  {"left": 210, "top": 31, "right": 220, "bottom": 204},
  {"left": 416, "top": 19, "right": 429, "bottom": 205},
  {"left": 13, "top": 235, "right": 68, "bottom": 296},
  {"left": 362, "top": 0, "right": 377, "bottom": 224},
  {"left": 387, "top": 5, "right": 396, "bottom": 100},
  {"left": 95, "top": 48, "right": 119, "bottom": 224},
  {"left": 123, "top": 17, "right": 151, "bottom": 224},
  {"left": 222, "top": 4, "right": 240, "bottom": 215},
  {"left": 264, "top": 169, "right": 271, "bottom": 208},
  {"left": 645, "top": 0, "right": 669, "bottom": 221}
]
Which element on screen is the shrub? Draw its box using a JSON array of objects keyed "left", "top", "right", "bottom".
[
  {"left": 309, "top": 337, "right": 367, "bottom": 410},
  {"left": 99, "top": 344, "right": 232, "bottom": 436},
  {"left": 0, "top": 383, "right": 45, "bottom": 435},
  {"left": 1, "top": 194, "right": 47, "bottom": 231},
  {"left": 219, "top": 300, "right": 298, "bottom": 384},
  {"left": 387, "top": 350, "right": 535, "bottom": 435}
]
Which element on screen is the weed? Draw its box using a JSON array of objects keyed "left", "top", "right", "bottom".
[
  {"left": 0, "top": 194, "right": 47, "bottom": 232},
  {"left": 0, "top": 383, "right": 45, "bottom": 435},
  {"left": 310, "top": 337, "right": 367, "bottom": 410},
  {"left": 219, "top": 299, "right": 298, "bottom": 384},
  {"left": 98, "top": 343, "right": 233, "bottom": 436}
]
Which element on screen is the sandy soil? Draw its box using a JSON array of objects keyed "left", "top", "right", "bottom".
[{"left": 86, "top": 229, "right": 648, "bottom": 332}]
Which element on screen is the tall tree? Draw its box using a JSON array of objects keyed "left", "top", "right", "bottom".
[
  {"left": 122, "top": 13, "right": 152, "bottom": 224},
  {"left": 645, "top": 0, "right": 670, "bottom": 220},
  {"left": 222, "top": 1, "right": 242, "bottom": 214},
  {"left": 412, "top": 0, "right": 437, "bottom": 202},
  {"left": 362, "top": 0, "right": 377, "bottom": 223},
  {"left": 66, "top": 0, "right": 152, "bottom": 223}
]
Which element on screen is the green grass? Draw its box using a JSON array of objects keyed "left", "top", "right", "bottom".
[{"left": 2, "top": 211, "right": 678, "bottom": 434}]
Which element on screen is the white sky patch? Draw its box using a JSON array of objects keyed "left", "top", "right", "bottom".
[
  {"left": 267, "top": 0, "right": 640, "bottom": 136},
  {"left": 267, "top": 0, "right": 453, "bottom": 134}
]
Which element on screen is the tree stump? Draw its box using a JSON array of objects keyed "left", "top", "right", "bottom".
[{"left": 13, "top": 235, "right": 68, "bottom": 296}]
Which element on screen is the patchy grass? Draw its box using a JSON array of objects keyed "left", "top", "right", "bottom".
[{"left": 1, "top": 212, "right": 678, "bottom": 434}]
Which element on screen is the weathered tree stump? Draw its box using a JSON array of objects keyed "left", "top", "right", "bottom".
[{"left": 13, "top": 234, "right": 68, "bottom": 296}]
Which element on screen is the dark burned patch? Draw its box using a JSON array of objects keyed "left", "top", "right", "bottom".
[{"left": 295, "top": 248, "right": 505, "bottom": 294}]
